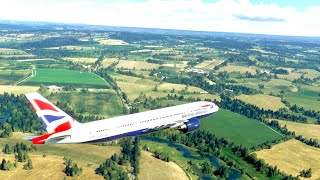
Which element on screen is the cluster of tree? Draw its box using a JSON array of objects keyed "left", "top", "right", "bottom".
[
  {"left": 62, "top": 85, "right": 76, "bottom": 91},
  {"left": 116, "top": 69, "right": 144, "bottom": 78},
  {"left": 64, "top": 158, "right": 82, "bottom": 177},
  {"left": 109, "top": 31, "right": 169, "bottom": 43},
  {"left": 23, "top": 159, "right": 33, "bottom": 170},
  {"left": 96, "top": 137, "right": 141, "bottom": 179},
  {"left": 289, "top": 104, "right": 320, "bottom": 121},
  {"left": 0, "top": 93, "right": 42, "bottom": 135},
  {"left": 292, "top": 76, "right": 316, "bottom": 85},
  {"left": 95, "top": 155, "right": 129, "bottom": 180},
  {"left": 120, "top": 137, "right": 141, "bottom": 175},
  {"left": 256, "top": 54, "right": 318, "bottom": 71},
  {"left": 271, "top": 68, "right": 289, "bottom": 75},
  {"left": 1, "top": 159, "right": 13, "bottom": 170},
  {"left": 300, "top": 168, "right": 312, "bottom": 178},
  {"left": 18, "top": 37, "right": 90, "bottom": 49},
  {"left": 2, "top": 142, "right": 37, "bottom": 155},
  {"left": 296, "top": 135, "right": 320, "bottom": 148},
  {"left": 153, "top": 151, "right": 170, "bottom": 162}
]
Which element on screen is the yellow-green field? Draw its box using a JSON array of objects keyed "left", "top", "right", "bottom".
[
  {"left": 0, "top": 85, "right": 39, "bottom": 94},
  {"left": 116, "top": 60, "right": 160, "bottom": 70},
  {"left": 297, "top": 69, "right": 320, "bottom": 79},
  {"left": 235, "top": 94, "right": 285, "bottom": 111},
  {"left": 0, "top": 48, "right": 26, "bottom": 54},
  {"left": 277, "top": 68, "right": 302, "bottom": 80},
  {"left": 138, "top": 151, "right": 189, "bottom": 180},
  {"left": 0, "top": 155, "right": 103, "bottom": 180},
  {"left": 162, "top": 61, "right": 188, "bottom": 69},
  {"left": 112, "top": 73, "right": 211, "bottom": 101},
  {"left": 277, "top": 120, "right": 320, "bottom": 141},
  {"left": 239, "top": 78, "right": 293, "bottom": 94},
  {"left": 62, "top": 57, "right": 98, "bottom": 63},
  {"left": 217, "top": 65, "right": 257, "bottom": 74},
  {"left": 255, "top": 139, "right": 320, "bottom": 179},
  {"left": 101, "top": 58, "right": 119, "bottom": 68},
  {"left": 98, "top": 39, "right": 128, "bottom": 45},
  {"left": 195, "top": 60, "right": 224, "bottom": 69}
]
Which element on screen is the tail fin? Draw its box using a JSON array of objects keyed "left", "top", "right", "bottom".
[{"left": 25, "top": 93, "right": 78, "bottom": 134}]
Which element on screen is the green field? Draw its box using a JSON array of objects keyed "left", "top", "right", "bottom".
[
  {"left": 24, "top": 68, "right": 109, "bottom": 88},
  {"left": 48, "top": 91, "right": 124, "bottom": 118},
  {"left": 201, "top": 109, "right": 284, "bottom": 147},
  {"left": 284, "top": 86, "right": 320, "bottom": 111}
]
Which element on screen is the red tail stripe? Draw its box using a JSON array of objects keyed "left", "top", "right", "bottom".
[
  {"left": 32, "top": 133, "right": 53, "bottom": 144},
  {"left": 34, "top": 99, "right": 58, "bottom": 112},
  {"left": 201, "top": 104, "right": 211, "bottom": 107},
  {"left": 31, "top": 121, "right": 72, "bottom": 144}
]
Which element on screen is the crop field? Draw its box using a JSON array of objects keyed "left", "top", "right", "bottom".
[
  {"left": 184, "top": 94, "right": 221, "bottom": 101},
  {"left": 98, "top": 39, "right": 128, "bottom": 45},
  {"left": 277, "top": 120, "right": 320, "bottom": 141},
  {"left": 0, "top": 48, "right": 26, "bottom": 54},
  {"left": 116, "top": 60, "right": 160, "bottom": 70},
  {"left": 112, "top": 73, "right": 211, "bottom": 101},
  {"left": 0, "top": 85, "right": 38, "bottom": 94},
  {"left": 284, "top": 86, "right": 320, "bottom": 111},
  {"left": 195, "top": 60, "right": 224, "bottom": 69},
  {"left": 201, "top": 109, "right": 284, "bottom": 147},
  {"left": 239, "top": 78, "right": 293, "bottom": 94},
  {"left": 235, "top": 94, "right": 285, "bottom": 111},
  {"left": 62, "top": 57, "right": 98, "bottom": 63},
  {"left": 101, "top": 58, "right": 119, "bottom": 68},
  {"left": 297, "top": 69, "right": 320, "bottom": 79},
  {"left": 255, "top": 139, "right": 320, "bottom": 179},
  {"left": 48, "top": 91, "right": 124, "bottom": 118},
  {"left": 162, "top": 61, "right": 188, "bottom": 69},
  {"left": 0, "top": 155, "right": 103, "bottom": 180},
  {"left": 0, "top": 73, "right": 26, "bottom": 85},
  {"left": 278, "top": 69, "right": 302, "bottom": 80},
  {"left": 139, "top": 151, "right": 189, "bottom": 180},
  {"left": 217, "top": 65, "right": 257, "bottom": 74},
  {"left": 24, "top": 68, "right": 109, "bottom": 88}
]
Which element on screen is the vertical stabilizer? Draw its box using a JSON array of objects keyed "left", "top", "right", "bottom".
[{"left": 25, "top": 93, "right": 78, "bottom": 134}]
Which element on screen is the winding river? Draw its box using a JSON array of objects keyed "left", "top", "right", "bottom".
[{"left": 142, "top": 136, "right": 241, "bottom": 180}]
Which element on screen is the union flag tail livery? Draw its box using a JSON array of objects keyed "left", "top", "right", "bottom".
[
  {"left": 25, "top": 93, "right": 219, "bottom": 144},
  {"left": 25, "top": 93, "right": 79, "bottom": 144}
]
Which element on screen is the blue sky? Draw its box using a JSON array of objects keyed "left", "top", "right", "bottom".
[{"left": 0, "top": 0, "right": 320, "bottom": 36}]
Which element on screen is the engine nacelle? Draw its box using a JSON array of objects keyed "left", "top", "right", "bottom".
[{"left": 178, "top": 118, "right": 200, "bottom": 133}]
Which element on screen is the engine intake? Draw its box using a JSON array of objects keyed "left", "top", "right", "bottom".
[{"left": 178, "top": 118, "right": 200, "bottom": 133}]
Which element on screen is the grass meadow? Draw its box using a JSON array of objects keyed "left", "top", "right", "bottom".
[
  {"left": 284, "top": 86, "right": 320, "bottom": 111},
  {"left": 201, "top": 109, "right": 284, "bottom": 148},
  {"left": 24, "top": 68, "right": 109, "bottom": 88},
  {"left": 48, "top": 91, "right": 124, "bottom": 118}
]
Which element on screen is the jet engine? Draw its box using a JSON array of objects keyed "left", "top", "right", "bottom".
[{"left": 178, "top": 118, "right": 200, "bottom": 133}]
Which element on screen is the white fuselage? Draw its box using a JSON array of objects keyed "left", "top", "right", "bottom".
[{"left": 47, "top": 101, "right": 219, "bottom": 144}]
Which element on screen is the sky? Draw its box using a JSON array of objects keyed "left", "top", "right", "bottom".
[{"left": 0, "top": 0, "right": 320, "bottom": 37}]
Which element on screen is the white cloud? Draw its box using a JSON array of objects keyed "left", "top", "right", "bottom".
[{"left": 0, "top": 0, "right": 320, "bottom": 36}]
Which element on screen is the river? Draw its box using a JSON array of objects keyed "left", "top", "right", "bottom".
[{"left": 141, "top": 136, "right": 241, "bottom": 180}]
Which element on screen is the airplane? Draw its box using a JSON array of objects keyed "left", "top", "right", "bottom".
[{"left": 24, "top": 93, "right": 219, "bottom": 144}]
